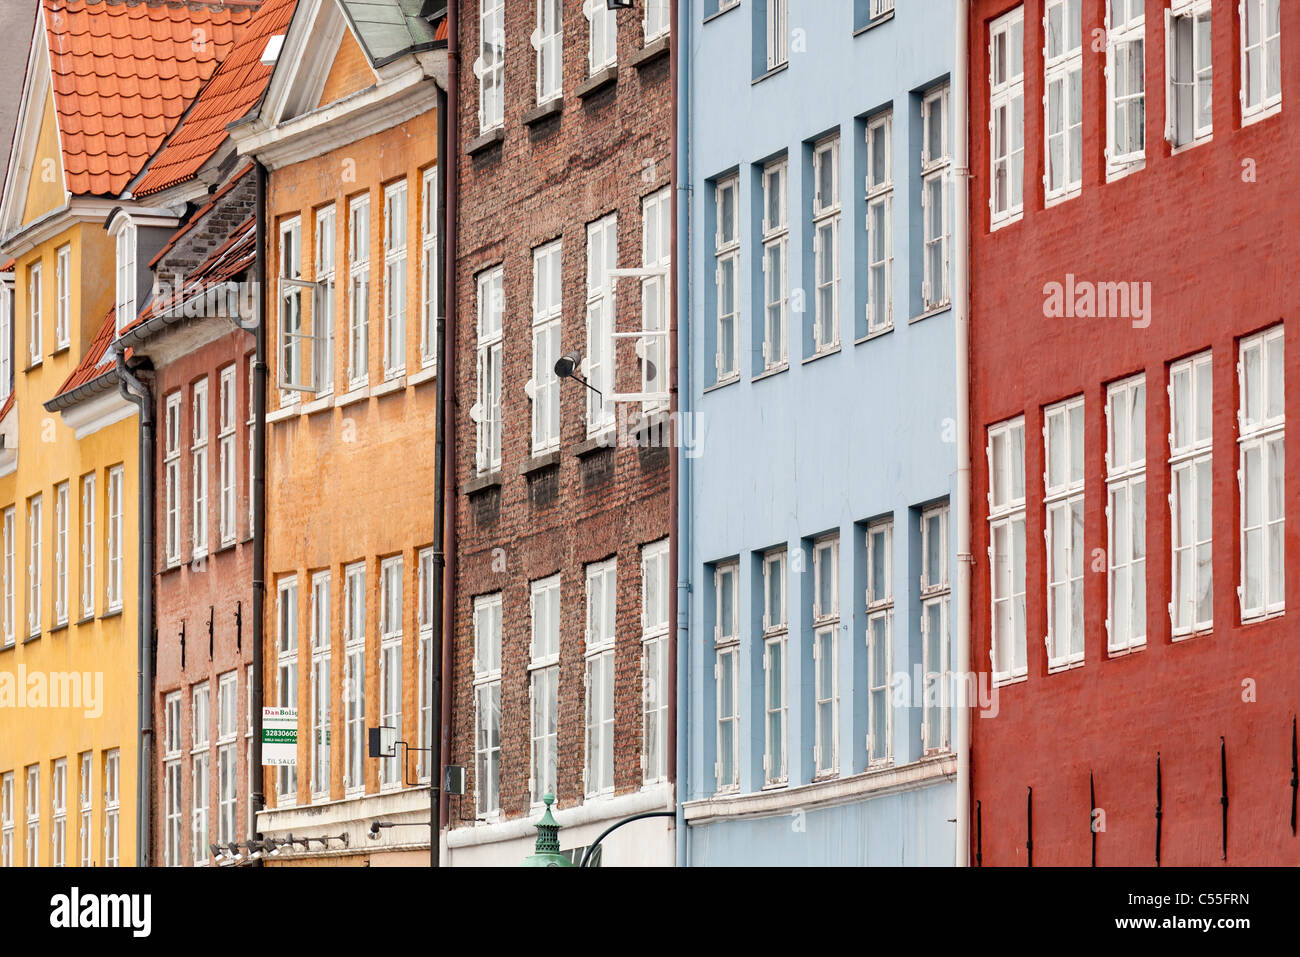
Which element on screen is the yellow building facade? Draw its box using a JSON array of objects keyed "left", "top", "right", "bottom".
[{"left": 0, "top": 0, "right": 254, "bottom": 867}]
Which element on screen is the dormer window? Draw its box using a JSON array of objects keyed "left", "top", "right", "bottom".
[{"left": 113, "top": 217, "right": 137, "bottom": 335}]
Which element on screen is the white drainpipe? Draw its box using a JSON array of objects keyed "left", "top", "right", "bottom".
[{"left": 952, "top": 0, "right": 973, "bottom": 868}]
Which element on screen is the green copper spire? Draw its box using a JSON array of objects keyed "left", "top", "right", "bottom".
[{"left": 521, "top": 793, "right": 574, "bottom": 867}]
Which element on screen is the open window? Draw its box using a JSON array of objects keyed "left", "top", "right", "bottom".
[{"left": 277, "top": 217, "right": 330, "bottom": 395}]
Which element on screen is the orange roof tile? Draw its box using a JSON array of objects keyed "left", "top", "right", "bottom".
[
  {"left": 48, "top": 305, "right": 122, "bottom": 407},
  {"left": 0, "top": 394, "right": 13, "bottom": 421},
  {"left": 133, "top": 0, "right": 296, "bottom": 197},
  {"left": 44, "top": 0, "right": 258, "bottom": 197}
]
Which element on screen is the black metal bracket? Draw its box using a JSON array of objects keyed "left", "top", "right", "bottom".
[
  {"left": 579, "top": 811, "right": 676, "bottom": 867},
  {"left": 1219, "top": 735, "right": 1229, "bottom": 861},
  {"left": 1025, "top": 786, "right": 1033, "bottom": 867},
  {"left": 1155, "top": 752, "right": 1163, "bottom": 867}
]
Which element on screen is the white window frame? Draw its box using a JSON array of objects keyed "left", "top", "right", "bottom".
[
  {"left": 191, "top": 681, "right": 210, "bottom": 865},
  {"left": 113, "top": 221, "right": 136, "bottom": 336},
  {"left": 417, "top": 549, "right": 435, "bottom": 782},
  {"left": 529, "top": 574, "right": 561, "bottom": 803},
  {"left": 80, "top": 474, "right": 95, "bottom": 618},
  {"left": 2, "top": 507, "right": 13, "bottom": 647},
  {"left": 1240, "top": 0, "right": 1282, "bottom": 123},
  {"left": 278, "top": 217, "right": 304, "bottom": 401},
  {"left": 103, "top": 749, "right": 119, "bottom": 866},
  {"left": 106, "top": 466, "right": 123, "bottom": 612},
  {"left": 216, "top": 671, "right": 237, "bottom": 845},
  {"left": 474, "top": 266, "right": 503, "bottom": 473},
  {"left": 420, "top": 168, "right": 438, "bottom": 370},
  {"left": 26, "top": 494, "right": 41, "bottom": 638},
  {"left": 864, "top": 115, "right": 893, "bottom": 335},
  {"left": 586, "top": 214, "right": 618, "bottom": 432},
  {"left": 812, "top": 135, "right": 841, "bottom": 353},
  {"left": 988, "top": 417, "right": 1028, "bottom": 682},
  {"left": 77, "top": 754, "right": 91, "bottom": 867},
  {"left": 383, "top": 181, "right": 408, "bottom": 380},
  {"left": 713, "top": 561, "right": 740, "bottom": 794},
  {"left": 1105, "top": 0, "right": 1146, "bottom": 175},
  {"left": 921, "top": 86, "right": 951, "bottom": 310},
  {"left": 50, "top": 758, "right": 65, "bottom": 867},
  {"left": 1106, "top": 375, "right": 1148, "bottom": 654},
  {"left": 766, "top": 0, "right": 788, "bottom": 71},
  {"left": 714, "top": 177, "right": 740, "bottom": 382},
  {"left": 535, "top": 0, "right": 563, "bottom": 103},
  {"left": 644, "top": 0, "right": 670, "bottom": 43},
  {"left": 989, "top": 7, "right": 1025, "bottom": 228},
  {"left": 24, "top": 765, "right": 38, "bottom": 867},
  {"left": 473, "top": 592, "right": 502, "bottom": 816},
  {"left": 585, "top": 0, "right": 618, "bottom": 74},
  {"left": 0, "top": 279, "right": 12, "bottom": 401},
  {"left": 477, "top": 0, "right": 505, "bottom": 131},
  {"left": 761, "top": 548, "right": 787, "bottom": 787},
  {"left": 761, "top": 159, "right": 789, "bottom": 367},
  {"left": 28, "top": 261, "right": 41, "bottom": 366},
  {"left": 1238, "top": 327, "right": 1284, "bottom": 622},
  {"left": 314, "top": 204, "right": 337, "bottom": 396},
  {"left": 1044, "top": 0, "right": 1084, "bottom": 203},
  {"left": 865, "top": 522, "right": 892, "bottom": 766},
  {"left": 217, "top": 366, "right": 237, "bottom": 547},
  {"left": 1044, "top": 396, "right": 1085, "bottom": 670},
  {"left": 55, "top": 244, "right": 70, "bottom": 349},
  {"left": 584, "top": 559, "right": 617, "bottom": 797},
  {"left": 54, "top": 482, "right": 68, "bottom": 627},
  {"left": 310, "top": 571, "right": 332, "bottom": 800},
  {"left": 641, "top": 540, "right": 669, "bottom": 786},
  {"left": 530, "top": 241, "right": 563, "bottom": 454},
  {"left": 1169, "top": 352, "right": 1214, "bottom": 636},
  {"left": 275, "top": 578, "right": 298, "bottom": 804},
  {"left": 1166, "top": 0, "right": 1213, "bottom": 148},
  {"left": 640, "top": 187, "right": 671, "bottom": 412},
  {"left": 163, "top": 692, "right": 182, "bottom": 866},
  {"left": 348, "top": 195, "right": 371, "bottom": 389},
  {"left": 921, "top": 505, "right": 951, "bottom": 753},
  {"left": 191, "top": 377, "right": 209, "bottom": 559},
  {"left": 812, "top": 536, "right": 840, "bottom": 777},
  {"left": 344, "top": 562, "right": 367, "bottom": 796},
  {"left": 379, "top": 556, "right": 404, "bottom": 790},
  {"left": 164, "top": 392, "right": 181, "bottom": 565},
  {"left": 0, "top": 772, "right": 11, "bottom": 867}
]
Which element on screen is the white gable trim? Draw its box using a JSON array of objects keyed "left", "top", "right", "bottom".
[
  {"left": 58, "top": 386, "right": 137, "bottom": 440},
  {"left": 259, "top": 0, "right": 349, "bottom": 130},
  {"left": 0, "top": 19, "right": 67, "bottom": 240}
]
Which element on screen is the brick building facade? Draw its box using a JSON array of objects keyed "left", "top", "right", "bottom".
[
  {"left": 447, "top": 0, "right": 675, "bottom": 866},
  {"left": 968, "top": 0, "right": 1299, "bottom": 865}
]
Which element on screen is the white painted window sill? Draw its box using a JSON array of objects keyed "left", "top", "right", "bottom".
[
  {"left": 409, "top": 365, "right": 437, "bottom": 387},
  {"left": 372, "top": 376, "right": 406, "bottom": 398},
  {"left": 300, "top": 395, "right": 332, "bottom": 415},
  {"left": 335, "top": 385, "right": 370, "bottom": 409},
  {"left": 266, "top": 406, "right": 297, "bottom": 424}
]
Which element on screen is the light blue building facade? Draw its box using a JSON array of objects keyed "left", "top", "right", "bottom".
[{"left": 676, "top": 0, "right": 962, "bottom": 866}]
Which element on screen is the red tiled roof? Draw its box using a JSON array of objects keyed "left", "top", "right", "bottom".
[
  {"left": 434, "top": 17, "right": 446, "bottom": 43},
  {"left": 0, "top": 395, "right": 13, "bottom": 421},
  {"left": 44, "top": 0, "right": 258, "bottom": 197},
  {"left": 122, "top": 212, "right": 255, "bottom": 335},
  {"left": 51, "top": 305, "right": 121, "bottom": 402},
  {"left": 133, "top": 0, "right": 296, "bottom": 197}
]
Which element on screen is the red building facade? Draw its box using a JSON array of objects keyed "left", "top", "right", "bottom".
[{"left": 968, "top": 0, "right": 1299, "bottom": 865}]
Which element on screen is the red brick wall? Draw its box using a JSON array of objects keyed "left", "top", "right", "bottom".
[
  {"left": 151, "top": 327, "right": 256, "bottom": 865},
  {"left": 451, "top": 5, "right": 672, "bottom": 825},
  {"left": 968, "top": 0, "right": 1300, "bottom": 865}
]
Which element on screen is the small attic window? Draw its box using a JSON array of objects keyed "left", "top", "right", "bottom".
[
  {"left": 111, "top": 217, "right": 137, "bottom": 335},
  {"left": 261, "top": 35, "right": 285, "bottom": 66}
]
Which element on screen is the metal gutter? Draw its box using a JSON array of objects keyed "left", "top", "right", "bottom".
[{"left": 251, "top": 160, "right": 269, "bottom": 842}]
